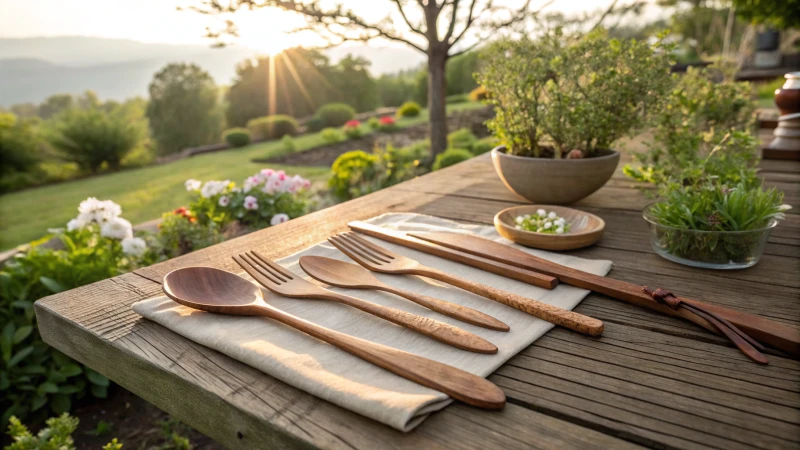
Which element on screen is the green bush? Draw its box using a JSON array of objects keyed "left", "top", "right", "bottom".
[
  {"left": 397, "top": 101, "right": 422, "bottom": 118},
  {"left": 433, "top": 148, "right": 472, "bottom": 170},
  {"left": 222, "top": 128, "right": 251, "bottom": 148},
  {"left": 343, "top": 121, "right": 363, "bottom": 140},
  {"left": 281, "top": 135, "right": 296, "bottom": 152},
  {"left": 305, "top": 116, "right": 325, "bottom": 132},
  {"left": 47, "top": 108, "right": 145, "bottom": 173},
  {"left": 2, "top": 201, "right": 153, "bottom": 426},
  {"left": 316, "top": 103, "right": 356, "bottom": 127},
  {"left": 446, "top": 94, "right": 469, "bottom": 104},
  {"left": 471, "top": 141, "right": 494, "bottom": 155},
  {"left": 321, "top": 127, "right": 345, "bottom": 144},
  {"left": 246, "top": 115, "right": 298, "bottom": 140},
  {"left": 0, "top": 114, "right": 42, "bottom": 193},
  {"left": 329, "top": 150, "right": 381, "bottom": 200},
  {"left": 367, "top": 117, "right": 380, "bottom": 129},
  {"left": 447, "top": 128, "right": 477, "bottom": 152},
  {"left": 5, "top": 413, "right": 122, "bottom": 450}
]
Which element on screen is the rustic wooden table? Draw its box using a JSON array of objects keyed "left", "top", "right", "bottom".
[{"left": 35, "top": 151, "right": 800, "bottom": 449}]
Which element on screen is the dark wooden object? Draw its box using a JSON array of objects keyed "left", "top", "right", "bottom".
[
  {"left": 299, "top": 256, "right": 509, "bottom": 331},
  {"left": 163, "top": 266, "right": 506, "bottom": 409}
]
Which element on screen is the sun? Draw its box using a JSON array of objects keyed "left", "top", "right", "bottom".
[{"left": 234, "top": 8, "right": 309, "bottom": 55}]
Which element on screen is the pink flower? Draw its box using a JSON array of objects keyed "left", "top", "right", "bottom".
[
  {"left": 270, "top": 213, "right": 289, "bottom": 226},
  {"left": 218, "top": 196, "right": 230, "bottom": 207},
  {"left": 260, "top": 168, "right": 274, "bottom": 178},
  {"left": 243, "top": 195, "right": 258, "bottom": 210},
  {"left": 345, "top": 120, "right": 360, "bottom": 128},
  {"left": 379, "top": 116, "right": 395, "bottom": 125}
]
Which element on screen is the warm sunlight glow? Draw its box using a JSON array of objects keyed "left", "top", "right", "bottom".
[{"left": 234, "top": 8, "right": 318, "bottom": 56}]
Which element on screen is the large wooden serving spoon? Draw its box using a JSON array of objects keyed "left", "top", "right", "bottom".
[
  {"left": 162, "top": 266, "right": 507, "bottom": 409},
  {"left": 299, "top": 256, "right": 510, "bottom": 331}
]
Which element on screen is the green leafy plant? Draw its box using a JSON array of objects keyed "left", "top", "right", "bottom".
[
  {"left": 222, "top": 128, "right": 251, "bottom": 148},
  {"left": 2, "top": 199, "right": 152, "bottom": 426},
  {"left": 316, "top": 103, "right": 356, "bottom": 127},
  {"left": 321, "top": 127, "right": 345, "bottom": 144},
  {"left": 156, "top": 208, "right": 223, "bottom": 259},
  {"left": 246, "top": 115, "right": 298, "bottom": 140},
  {"left": 366, "top": 117, "right": 380, "bottom": 130},
  {"left": 47, "top": 108, "right": 145, "bottom": 172},
  {"left": 329, "top": 143, "right": 426, "bottom": 201},
  {"left": 625, "top": 63, "right": 757, "bottom": 186},
  {"left": 0, "top": 113, "right": 43, "bottom": 193},
  {"left": 433, "top": 148, "right": 472, "bottom": 170},
  {"left": 477, "top": 28, "right": 673, "bottom": 158},
  {"left": 646, "top": 182, "right": 790, "bottom": 264},
  {"left": 4, "top": 413, "right": 121, "bottom": 450},
  {"left": 281, "top": 135, "right": 295, "bottom": 152},
  {"left": 342, "top": 120, "right": 363, "bottom": 140},
  {"left": 396, "top": 101, "right": 421, "bottom": 118},
  {"left": 446, "top": 128, "right": 477, "bottom": 153}
]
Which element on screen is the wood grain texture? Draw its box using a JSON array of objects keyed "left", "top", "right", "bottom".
[
  {"left": 237, "top": 251, "right": 498, "bottom": 354},
  {"left": 332, "top": 231, "right": 602, "bottom": 336},
  {"left": 299, "top": 256, "right": 510, "bottom": 331},
  {"left": 34, "top": 150, "right": 800, "bottom": 449}
]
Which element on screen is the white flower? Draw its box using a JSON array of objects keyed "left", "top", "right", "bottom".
[
  {"left": 537, "top": 209, "right": 546, "bottom": 217},
  {"left": 556, "top": 227, "right": 564, "bottom": 234},
  {"left": 94, "top": 200, "right": 122, "bottom": 222},
  {"left": 270, "top": 213, "right": 289, "bottom": 225},
  {"left": 515, "top": 216, "right": 523, "bottom": 224},
  {"left": 78, "top": 197, "right": 101, "bottom": 214},
  {"left": 121, "top": 237, "right": 147, "bottom": 256},
  {"left": 547, "top": 212, "right": 557, "bottom": 219},
  {"left": 555, "top": 218, "right": 565, "bottom": 225},
  {"left": 243, "top": 195, "right": 258, "bottom": 210},
  {"left": 185, "top": 179, "right": 201, "bottom": 191},
  {"left": 260, "top": 168, "right": 275, "bottom": 178},
  {"left": 218, "top": 196, "right": 230, "bottom": 207},
  {"left": 66, "top": 219, "right": 81, "bottom": 231},
  {"left": 101, "top": 217, "right": 133, "bottom": 240},
  {"left": 201, "top": 180, "right": 229, "bottom": 198},
  {"left": 778, "top": 204, "right": 792, "bottom": 211},
  {"left": 67, "top": 212, "right": 93, "bottom": 231},
  {"left": 543, "top": 222, "right": 552, "bottom": 229}
]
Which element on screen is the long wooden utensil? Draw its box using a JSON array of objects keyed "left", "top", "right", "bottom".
[
  {"left": 407, "top": 231, "right": 799, "bottom": 362},
  {"left": 329, "top": 232, "right": 604, "bottom": 337},
  {"left": 234, "top": 251, "right": 498, "bottom": 354},
  {"left": 162, "top": 266, "right": 506, "bottom": 409},
  {"left": 299, "top": 256, "right": 510, "bottom": 331}
]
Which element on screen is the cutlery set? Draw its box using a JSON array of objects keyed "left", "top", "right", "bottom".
[{"left": 160, "top": 221, "right": 798, "bottom": 411}]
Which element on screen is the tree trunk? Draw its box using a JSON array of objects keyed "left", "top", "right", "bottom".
[{"left": 427, "top": 50, "right": 448, "bottom": 157}]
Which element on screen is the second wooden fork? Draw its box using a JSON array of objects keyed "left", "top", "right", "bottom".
[
  {"left": 233, "top": 251, "right": 498, "bottom": 354},
  {"left": 329, "top": 232, "right": 604, "bottom": 337}
]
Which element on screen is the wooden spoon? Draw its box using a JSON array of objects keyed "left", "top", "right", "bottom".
[
  {"left": 162, "top": 266, "right": 506, "bottom": 409},
  {"left": 299, "top": 256, "right": 510, "bottom": 331}
]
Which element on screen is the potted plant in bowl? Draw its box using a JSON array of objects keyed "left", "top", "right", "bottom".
[{"left": 476, "top": 28, "right": 673, "bottom": 204}]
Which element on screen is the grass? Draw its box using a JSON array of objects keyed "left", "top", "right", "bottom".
[{"left": 0, "top": 102, "right": 487, "bottom": 250}]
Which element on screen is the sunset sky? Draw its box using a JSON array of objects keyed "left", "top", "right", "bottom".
[{"left": 0, "top": 0, "right": 650, "bottom": 54}]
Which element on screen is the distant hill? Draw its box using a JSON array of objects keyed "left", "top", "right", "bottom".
[{"left": 0, "top": 37, "right": 426, "bottom": 106}]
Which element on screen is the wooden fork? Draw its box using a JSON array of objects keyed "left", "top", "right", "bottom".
[
  {"left": 329, "top": 232, "right": 604, "bottom": 336},
  {"left": 233, "top": 251, "right": 498, "bottom": 354}
]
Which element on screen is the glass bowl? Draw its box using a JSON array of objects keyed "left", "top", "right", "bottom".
[{"left": 642, "top": 204, "right": 777, "bottom": 270}]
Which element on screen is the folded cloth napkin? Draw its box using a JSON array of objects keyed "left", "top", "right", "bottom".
[{"left": 132, "top": 213, "right": 612, "bottom": 431}]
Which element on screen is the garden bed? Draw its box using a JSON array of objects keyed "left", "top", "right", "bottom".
[{"left": 254, "top": 107, "right": 493, "bottom": 166}]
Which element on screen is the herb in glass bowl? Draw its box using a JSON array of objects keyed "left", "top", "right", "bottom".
[{"left": 515, "top": 209, "right": 571, "bottom": 234}]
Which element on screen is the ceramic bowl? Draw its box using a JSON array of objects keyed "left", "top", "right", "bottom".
[{"left": 494, "top": 205, "right": 605, "bottom": 250}]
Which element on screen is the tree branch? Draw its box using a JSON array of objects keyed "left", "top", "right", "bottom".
[
  {"left": 391, "top": 0, "right": 426, "bottom": 36},
  {"left": 443, "top": 0, "right": 462, "bottom": 42}
]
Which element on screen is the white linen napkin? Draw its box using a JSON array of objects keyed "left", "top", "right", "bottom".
[{"left": 132, "top": 213, "right": 612, "bottom": 431}]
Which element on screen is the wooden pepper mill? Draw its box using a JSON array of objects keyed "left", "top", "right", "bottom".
[{"left": 764, "top": 72, "right": 800, "bottom": 160}]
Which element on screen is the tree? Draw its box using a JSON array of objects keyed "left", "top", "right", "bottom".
[
  {"left": 186, "top": 0, "right": 549, "bottom": 155},
  {"left": 38, "top": 94, "right": 75, "bottom": 119},
  {"left": 146, "top": 63, "right": 222, "bottom": 154},
  {"left": 330, "top": 55, "right": 380, "bottom": 112},
  {"left": 10, "top": 103, "right": 38, "bottom": 119},
  {"left": 732, "top": 0, "right": 800, "bottom": 30}
]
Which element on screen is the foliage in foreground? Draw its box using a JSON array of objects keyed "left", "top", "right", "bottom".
[
  {"left": 4, "top": 414, "right": 121, "bottom": 450},
  {"left": 478, "top": 28, "right": 673, "bottom": 158}
]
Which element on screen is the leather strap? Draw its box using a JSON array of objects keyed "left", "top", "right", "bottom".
[{"left": 643, "top": 287, "right": 768, "bottom": 364}]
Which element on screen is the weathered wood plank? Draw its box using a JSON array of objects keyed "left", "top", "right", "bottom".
[{"left": 35, "top": 272, "right": 642, "bottom": 450}]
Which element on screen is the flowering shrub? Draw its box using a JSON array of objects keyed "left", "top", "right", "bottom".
[
  {"left": 469, "top": 85, "right": 489, "bottom": 101},
  {"left": 1, "top": 199, "right": 152, "bottom": 426},
  {"left": 185, "top": 168, "right": 310, "bottom": 230},
  {"left": 329, "top": 143, "right": 426, "bottom": 201},
  {"left": 156, "top": 208, "right": 222, "bottom": 259},
  {"left": 343, "top": 120, "right": 363, "bottom": 140},
  {"left": 377, "top": 116, "right": 397, "bottom": 132}
]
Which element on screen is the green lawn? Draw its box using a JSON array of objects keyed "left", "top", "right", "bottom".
[{"left": 0, "top": 102, "right": 486, "bottom": 250}]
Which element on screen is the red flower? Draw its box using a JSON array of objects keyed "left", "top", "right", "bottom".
[
  {"left": 174, "top": 207, "right": 193, "bottom": 219},
  {"left": 344, "top": 120, "right": 360, "bottom": 127},
  {"left": 379, "top": 116, "right": 395, "bottom": 125}
]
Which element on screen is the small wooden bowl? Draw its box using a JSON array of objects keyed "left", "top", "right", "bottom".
[{"left": 494, "top": 205, "right": 605, "bottom": 250}]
